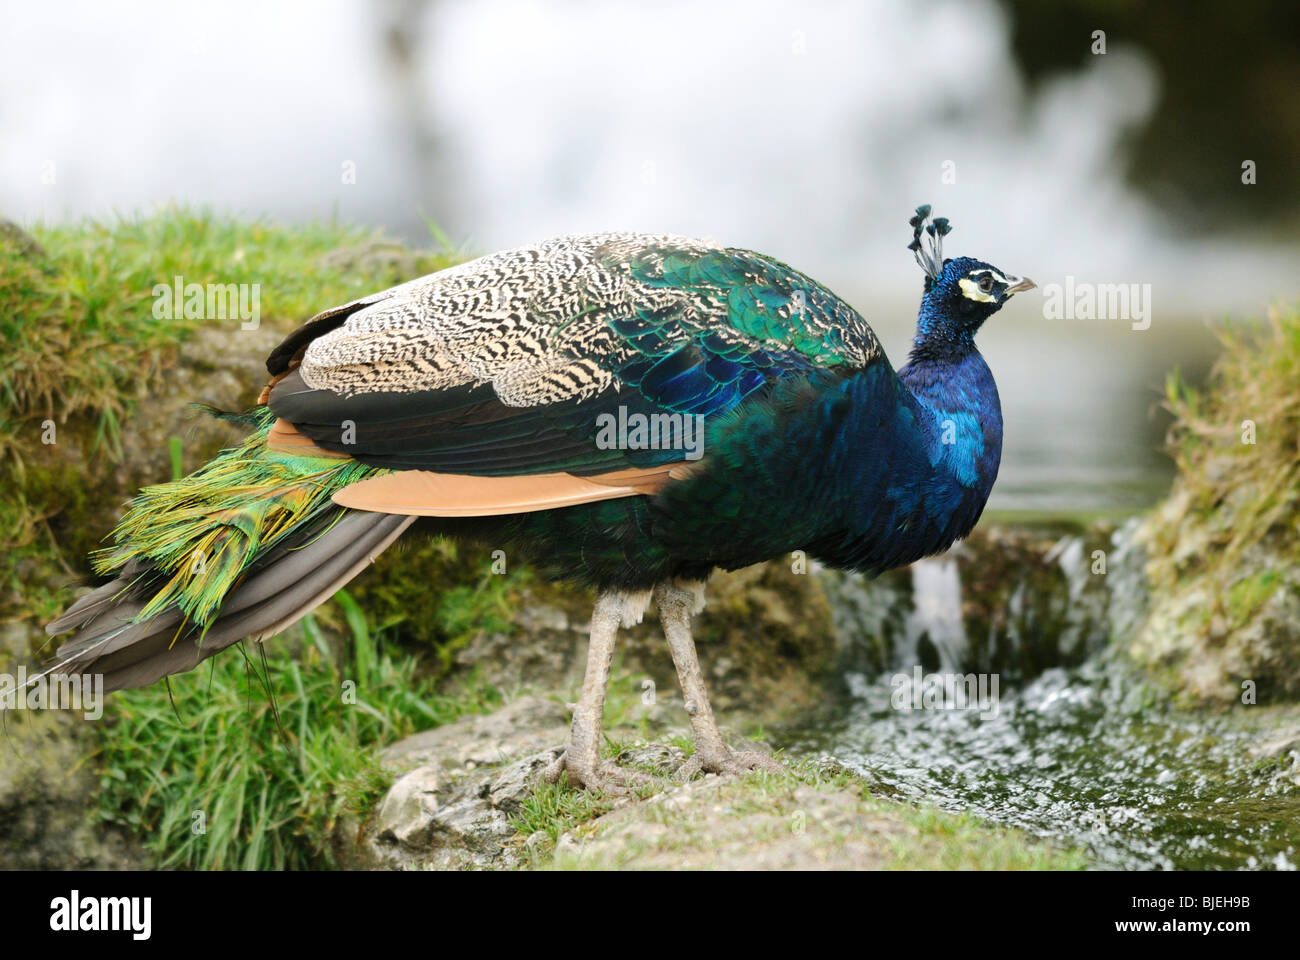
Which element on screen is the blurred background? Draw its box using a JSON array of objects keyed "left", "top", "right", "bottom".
[{"left": 4, "top": 0, "right": 1298, "bottom": 513}]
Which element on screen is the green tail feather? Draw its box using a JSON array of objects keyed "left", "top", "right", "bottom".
[{"left": 92, "top": 408, "right": 385, "bottom": 626}]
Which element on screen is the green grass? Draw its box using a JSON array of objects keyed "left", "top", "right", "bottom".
[
  {"left": 1, "top": 210, "right": 454, "bottom": 464},
  {"left": 524, "top": 757, "right": 1086, "bottom": 870},
  {"left": 1139, "top": 302, "right": 1300, "bottom": 700},
  {"left": 0, "top": 209, "right": 463, "bottom": 630},
  {"left": 1160, "top": 303, "right": 1300, "bottom": 577},
  {"left": 511, "top": 780, "right": 629, "bottom": 852},
  {"left": 91, "top": 592, "right": 501, "bottom": 870}
]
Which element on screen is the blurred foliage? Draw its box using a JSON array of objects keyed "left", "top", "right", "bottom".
[
  {"left": 1003, "top": 0, "right": 1300, "bottom": 229},
  {"left": 343, "top": 534, "right": 540, "bottom": 668}
]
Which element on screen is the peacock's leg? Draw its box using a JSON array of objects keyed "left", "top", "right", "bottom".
[
  {"left": 544, "top": 589, "right": 652, "bottom": 793},
  {"left": 653, "top": 580, "right": 784, "bottom": 778}
]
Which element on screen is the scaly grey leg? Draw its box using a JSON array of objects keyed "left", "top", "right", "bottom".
[
  {"left": 653, "top": 580, "right": 784, "bottom": 778},
  {"left": 544, "top": 589, "right": 652, "bottom": 793}
]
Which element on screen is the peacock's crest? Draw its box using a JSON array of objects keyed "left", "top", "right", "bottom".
[{"left": 907, "top": 204, "right": 952, "bottom": 287}]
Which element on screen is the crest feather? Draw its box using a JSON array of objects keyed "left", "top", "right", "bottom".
[{"left": 906, "top": 204, "right": 952, "bottom": 281}]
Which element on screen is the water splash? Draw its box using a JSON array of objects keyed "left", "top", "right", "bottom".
[
  {"left": 903, "top": 558, "right": 967, "bottom": 674},
  {"left": 783, "top": 659, "right": 1300, "bottom": 870},
  {"left": 790, "top": 521, "right": 1300, "bottom": 870}
]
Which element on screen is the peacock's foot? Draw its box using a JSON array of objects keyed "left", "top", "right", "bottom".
[
  {"left": 543, "top": 749, "right": 654, "bottom": 795},
  {"left": 678, "top": 743, "right": 786, "bottom": 780}
]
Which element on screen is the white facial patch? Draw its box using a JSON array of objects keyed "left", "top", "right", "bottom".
[{"left": 958, "top": 277, "right": 997, "bottom": 303}]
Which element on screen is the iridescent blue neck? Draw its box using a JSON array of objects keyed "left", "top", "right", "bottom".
[{"left": 907, "top": 293, "right": 975, "bottom": 364}]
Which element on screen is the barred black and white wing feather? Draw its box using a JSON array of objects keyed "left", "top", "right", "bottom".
[{"left": 268, "top": 232, "right": 883, "bottom": 479}]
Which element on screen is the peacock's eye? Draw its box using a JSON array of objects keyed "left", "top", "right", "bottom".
[{"left": 977, "top": 275, "right": 994, "bottom": 293}]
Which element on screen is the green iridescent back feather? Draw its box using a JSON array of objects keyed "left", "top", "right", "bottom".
[
  {"left": 272, "top": 236, "right": 884, "bottom": 476},
  {"left": 622, "top": 245, "right": 876, "bottom": 368}
]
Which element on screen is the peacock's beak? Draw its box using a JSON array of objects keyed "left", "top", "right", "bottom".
[{"left": 1004, "top": 276, "right": 1036, "bottom": 295}]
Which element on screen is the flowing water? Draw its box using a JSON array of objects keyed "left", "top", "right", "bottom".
[
  {"left": 781, "top": 659, "right": 1300, "bottom": 870},
  {"left": 777, "top": 527, "right": 1300, "bottom": 871}
]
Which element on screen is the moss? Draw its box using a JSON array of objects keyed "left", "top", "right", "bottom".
[
  {"left": 1226, "top": 570, "right": 1281, "bottom": 626},
  {"left": 690, "top": 560, "right": 838, "bottom": 712},
  {"left": 1131, "top": 302, "right": 1300, "bottom": 704},
  {"left": 0, "top": 709, "right": 150, "bottom": 869},
  {"left": 341, "top": 536, "right": 550, "bottom": 674}
]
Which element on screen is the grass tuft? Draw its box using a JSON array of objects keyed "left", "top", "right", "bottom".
[
  {"left": 92, "top": 598, "right": 500, "bottom": 870},
  {"left": 1161, "top": 304, "right": 1300, "bottom": 573},
  {"left": 1135, "top": 302, "right": 1300, "bottom": 702}
]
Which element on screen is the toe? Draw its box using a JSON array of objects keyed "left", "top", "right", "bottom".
[
  {"left": 543, "top": 750, "right": 567, "bottom": 784},
  {"left": 691, "top": 746, "right": 785, "bottom": 778},
  {"left": 545, "top": 750, "right": 650, "bottom": 794},
  {"left": 733, "top": 750, "right": 785, "bottom": 774}
]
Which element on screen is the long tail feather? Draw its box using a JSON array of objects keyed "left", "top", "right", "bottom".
[{"left": 42, "top": 409, "right": 410, "bottom": 692}]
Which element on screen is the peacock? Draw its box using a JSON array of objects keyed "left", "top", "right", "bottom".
[{"left": 42, "top": 205, "right": 1033, "bottom": 791}]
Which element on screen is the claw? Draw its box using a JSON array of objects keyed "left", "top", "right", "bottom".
[
  {"left": 678, "top": 746, "right": 785, "bottom": 781},
  {"left": 544, "top": 749, "right": 654, "bottom": 795}
]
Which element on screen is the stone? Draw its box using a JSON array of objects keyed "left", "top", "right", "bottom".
[
  {"left": 380, "top": 695, "right": 569, "bottom": 773},
  {"left": 0, "top": 711, "right": 149, "bottom": 870}
]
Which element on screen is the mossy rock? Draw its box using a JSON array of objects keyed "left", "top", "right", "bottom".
[
  {"left": 1128, "top": 488, "right": 1300, "bottom": 706},
  {"left": 1125, "top": 305, "right": 1300, "bottom": 706},
  {"left": 0, "top": 709, "right": 150, "bottom": 869}
]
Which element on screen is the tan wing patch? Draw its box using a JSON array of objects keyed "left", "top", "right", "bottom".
[
  {"left": 331, "top": 464, "right": 692, "bottom": 517},
  {"left": 265, "top": 418, "right": 352, "bottom": 459}
]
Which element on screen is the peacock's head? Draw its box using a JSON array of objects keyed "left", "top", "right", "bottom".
[{"left": 908, "top": 205, "right": 1035, "bottom": 340}]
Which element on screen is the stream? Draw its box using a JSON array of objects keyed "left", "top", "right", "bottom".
[{"left": 777, "top": 524, "right": 1300, "bottom": 871}]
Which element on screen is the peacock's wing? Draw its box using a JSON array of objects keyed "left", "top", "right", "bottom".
[{"left": 265, "top": 232, "right": 884, "bottom": 512}]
